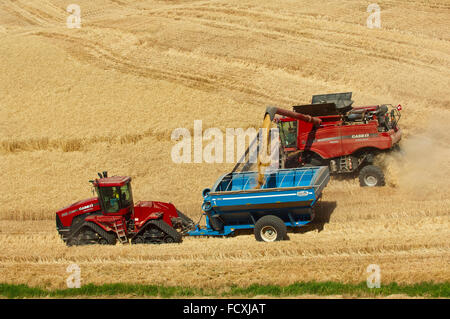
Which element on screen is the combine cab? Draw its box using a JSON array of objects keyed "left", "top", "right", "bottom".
[
  {"left": 270, "top": 92, "right": 402, "bottom": 186},
  {"left": 55, "top": 172, "right": 194, "bottom": 246}
]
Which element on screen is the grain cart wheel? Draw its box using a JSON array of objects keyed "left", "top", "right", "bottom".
[
  {"left": 254, "top": 215, "right": 287, "bottom": 242},
  {"left": 208, "top": 214, "right": 224, "bottom": 231},
  {"left": 359, "top": 165, "right": 385, "bottom": 187}
]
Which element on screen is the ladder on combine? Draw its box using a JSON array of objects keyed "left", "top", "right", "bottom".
[{"left": 113, "top": 221, "right": 128, "bottom": 244}]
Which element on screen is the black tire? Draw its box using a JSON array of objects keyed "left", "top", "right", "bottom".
[
  {"left": 254, "top": 215, "right": 287, "bottom": 242},
  {"left": 359, "top": 165, "right": 385, "bottom": 187},
  {"left": 208, "top": 214, "right": 224, "bottom": 231}
]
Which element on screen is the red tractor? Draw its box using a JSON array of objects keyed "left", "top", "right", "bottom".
[
  {"left": 56, "top": 172, "right": 194, "bottom": 246},
  {"left": 269, "top": 92, "right": 402, "bottom": 186}
]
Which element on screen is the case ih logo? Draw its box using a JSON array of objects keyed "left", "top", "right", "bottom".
[
  {"left": 79, "top": 204, "right": 94, "bottom": 211},
  {"left": 61, "top": 203, "right": 95, "bottom": 217},
  {"left": 352, "top": 134, "right": 370, "bottom": 139}
]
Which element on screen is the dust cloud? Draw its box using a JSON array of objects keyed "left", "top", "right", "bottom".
[{"left": 381, "top": 112, "right": 450, "bottom": 200}]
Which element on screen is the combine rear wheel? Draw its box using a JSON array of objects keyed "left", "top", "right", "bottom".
[
  {"left": 359, "top": 165, "right": 385, "bottom": 187},
  {"left": 254, "top": 215, "right": 287, "bottom": 242}
]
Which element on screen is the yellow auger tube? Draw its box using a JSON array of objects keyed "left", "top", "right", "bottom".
[{"left": 256, "top": 113, "right": 272, "bottom": 189}]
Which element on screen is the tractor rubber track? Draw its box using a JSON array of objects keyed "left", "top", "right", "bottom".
[
  {"left": 147, "top": 219, "right": 182, "bottom": 243},
  {"left": 66, "top": 221, "right": 117, "bottom": 246},
  {"left": 85, "top": 222, "right": 117, "bottom": 245}
]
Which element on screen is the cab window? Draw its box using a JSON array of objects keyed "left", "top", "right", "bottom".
[
  {"left": 97, "top": 184, "right": 133, "bottom": 214},
  {"left": 119, "top": 183, "right": 133, "bottom": 207},
  {"left": 279, "top": 121, "right": 297, "bottom": 148}
]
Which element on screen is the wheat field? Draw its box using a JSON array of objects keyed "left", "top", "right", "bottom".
[{"left": 0, "top": 0, "right": 449, "bottom": 294}]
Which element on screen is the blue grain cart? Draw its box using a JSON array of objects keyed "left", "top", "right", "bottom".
[{"left": 187, "top": 166, "right": 330, "bottom": 242}]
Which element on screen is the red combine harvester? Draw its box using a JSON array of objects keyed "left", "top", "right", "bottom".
[
  {"left": 56, "top": 172, "right": 194, "bottom": 246},
  {"left": 268, "top": 92, "right": 402, "bottom": 186}
]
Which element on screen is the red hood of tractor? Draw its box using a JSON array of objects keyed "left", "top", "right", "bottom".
[
  {"left": 133, "top": 200, "right": 179, "bottom": 228},
  {"left": 56, "top": 197, "right": 99, "bottom": 214},
  {"left": 134, "top": 200, "right": 174, "bottom": 210},
  {"left": 56, "top": 197, "right": 101, "bottom": 227}
]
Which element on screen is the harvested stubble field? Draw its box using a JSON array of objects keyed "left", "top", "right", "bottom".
[{"left": 0, "top": 0, "right": 449, "bottom": 297}]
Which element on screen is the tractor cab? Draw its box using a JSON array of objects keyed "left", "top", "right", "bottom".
[{"left": 90, "top": 172, "right": 134, "bottom": 216}]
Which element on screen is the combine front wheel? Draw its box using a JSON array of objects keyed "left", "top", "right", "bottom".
[{"left": 359, "top": 165, "right": 385, "bottom": 187}]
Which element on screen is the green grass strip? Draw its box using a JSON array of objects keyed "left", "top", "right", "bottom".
[
  {"left": 0, "top": 281, "right": 448, "bottom": 299},
  {"left": 226, "top": 281, "right": 449, "bottom": 298}
]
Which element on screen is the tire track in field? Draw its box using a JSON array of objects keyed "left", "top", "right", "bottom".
[
  {"left": 0, "top": 0, "right": 62, "bottom": 26},
  {"left": 32, "top": 30, "right": 292, "bottom": 107},
  {"left": 11, "top": 1, "right": 447, "bottom": 110},
  {"left": 77, "top": 2, "right": 447, "bottom": 110},
  {"left": 2, "top": 2, "right": 374, "bottom": 107},
  {"left": 155, "top": 4, "right": 449, "bottom": 73}
]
